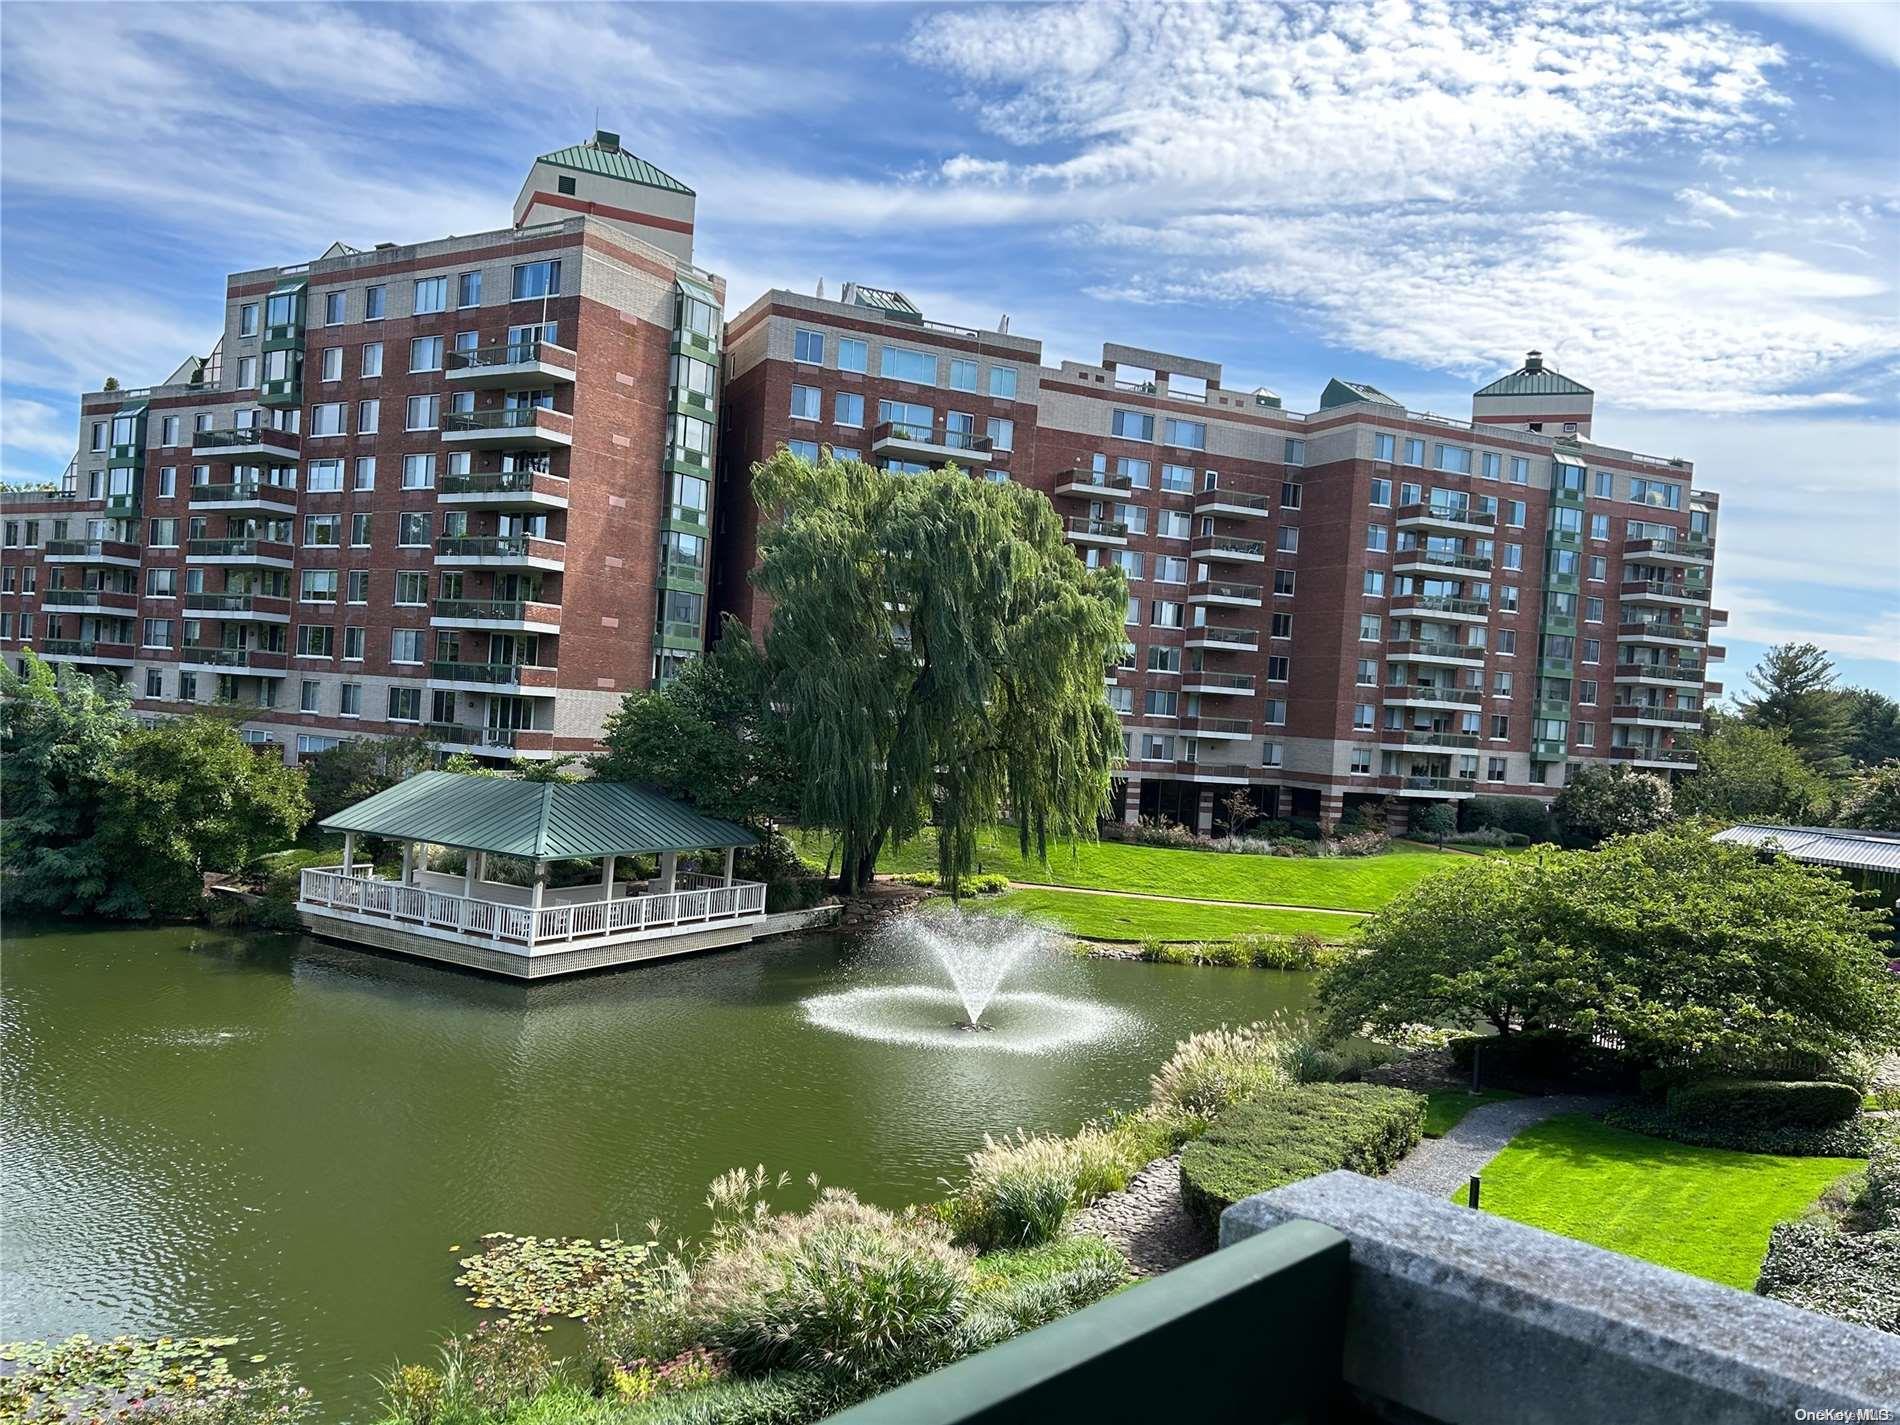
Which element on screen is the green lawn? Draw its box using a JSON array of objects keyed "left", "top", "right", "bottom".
[
  {"left": 945, "top": 888, "right": 1365, "bottom": 943},
  {"left": 1422, "top": 1088, "right": 1522, "bottom": 1138},
  {"left": 794, "top": 827, "right": 1471, "bottom": 912},
  {"left": 1474, "top": 1114, "right": 1864, "bottom": 1289}
]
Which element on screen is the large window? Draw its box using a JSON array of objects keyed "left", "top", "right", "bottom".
[
  {"left": 414, "top": 277, "right": 448, "bottom": 314},
  {"left": 834, "top": 392, "right": 864, "bottom": 428},
  {"left": 1164, "top": 418, "right": 1206, "bottom": 450},
  {"left": 879, "top": 345, "right": 936, "bottom": 384},
  {"left": 789, "top": 384, "right": 821, "bottom": 420},
  {"left": 410, "top": 336, "right": 443, "bottom": 372},
  {"left": 794, "top": 329, "right": 824, "bottom": 364},
  {"left": 837, "top": 338, "right": 868, "bottom": 373},
  {"left": 988, "top": 366, "right": 1017, "bottom": 399},
  {"left": 512, "top": 260, "right": 562, "bottom": 300},
  {"left": 1112, "top": 409, "right": 1154, "bottom": 441},
  {"left": 948, "top": 358, "right": 979, "bottom": 391}
]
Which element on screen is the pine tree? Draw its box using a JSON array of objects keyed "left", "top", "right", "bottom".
[{"left": 1741, "top": 642, "right": 1849, "bottom": 773}]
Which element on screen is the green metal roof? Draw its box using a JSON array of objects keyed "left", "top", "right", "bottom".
[
  {"left": 846, "top": 284, "right": 922, "bottom": 318},
  {"left": 319, "top": 771, "right": 755, "bottom": 859},
  {"left": 537, "top": 138, "right": 693, "bottom": 196},
  {"left": 1474, "top": 365, "right": 1593, "bottom": 398},
  {"left": 1319, "top": 378, "right": 1399, "bottom": 409}
]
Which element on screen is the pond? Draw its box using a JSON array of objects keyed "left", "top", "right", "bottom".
[{"left": 0, "top": 920, "right": 1315, "bottom": 1419}]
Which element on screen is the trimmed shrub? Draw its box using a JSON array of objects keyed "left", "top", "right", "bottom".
[
  {"left": 1666, "top": 1077, "right": 1862, "bottom": 1131},
  {"left": 1602, "top": 1102, "right": 1879, "bottom": 1158},
  {"left": 1460, "top": 794, "right": 1555, "bottom": 841},
  {"left": 965, "top": 1235, "right": 1127, "bottom": 1338},
  {"left": 1754, "top": 1220, "right": 1900, "bottom": 1334},
  {"left": 1178, "top": 1084, "right": 1426, "bottom": 1229},
  {"left": 1149, "top": 1020, "right": 1293, "bottom": 1117}
]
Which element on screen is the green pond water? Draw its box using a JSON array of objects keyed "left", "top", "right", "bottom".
[{"left": 0, "top": 919, "right": 1315, "bottom": 1419}]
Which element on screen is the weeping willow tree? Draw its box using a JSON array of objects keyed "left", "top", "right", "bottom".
[{"left": 752, "top": 448, "right": 1129, "bottom": 895}]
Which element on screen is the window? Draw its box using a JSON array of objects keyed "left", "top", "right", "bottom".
[
  {"left": 1498, "top": 630, "right": 1517, "bottom": 655},
  {"left": 340, "top": 683, "right": 363, "bottom": 717},
  {"left": 144, "top": 668, "right": 164, "bottom": 698},
  {"left": 1509, "top": 456, "right": 1529, "bottom": 484},
  {"left": 1582, "top": 638, "right": 1600, "bottom": 663},
  {"left": 789, "top": 384, "right": 821, "bottom": 420},
  {"left": 1157, "top": 509, "right": 1191, "bottom": 539},
  {"left": 302, "top": 518, "right": 340, "bottom": 551},
  {"left": 1272, "top": 612, "right": 1294, "bottom": 638},
  {"left": 306, "top": 459, "right": 344, "bottom": 492},
  {"left": 387, "top": 686, "right": 422, "bottom": 722},
  {"left": 1357, "top": 658, "right": 1377, "bottom": 685},
  {"left": 1435, "top": 444, "right": 1472, "bottom": 474},
  {"left": 1481, "top": 452, "right": 1502, "bottom": 480},
  {"left": 357, "top": 400, "right": 379, "bottom": 434},
  {"left": 1264, "top": 699, "right": 1287, "bottom": 726},
  {"left": 361, "top": 285, "right": 385, "bottom": 321},
  {"left": 457, "top": 271, "right": 482, "bottom": 308},
  {"left": 409, "top": 336, "right": 443, "bottom": 373},
  {"left": 298, "top": 679, "right": 322, "bottom": 713},
  {"left": 977, "top": 368, "right": 1014, "bottom": 403},
  {"left": 350, "top": 513, "right": 372, "bottom": 547},
  {"left": 158, "top": 415, "right": 179, "bottom": 447},
  {"left": 1366, "top": 523, "right": 1389, "bottom": 552},
  {"left": 1585, "top": 596, "right": 1604, "bottom": 623},
  {"left": 1497, "top": 585, "right": 1519, "bottom": 613},
  {"left": 948, "top": 358, "right": 978, "bottom": 391},
  {"left": 309, "top": 403, "right": 344, "bottom": 436},
  {"left": 391, "top": 628, "right": 423, "bottom": 662},
  {"left": 151, "top": 508, "right": 178, "bottom": 545},
  {"left": 297, "top": 624, "right": 335, "bottom": 658},
  {"left": 1267, "top": 655, "right": 1290, "bottom": 682},
  {"left": 1277, "top": 526, "right": 1300, "bottom": 553},
  {"left": 1352, "top": 703, "right": 1374, "bottom": 730},
  {"left": 179, "top": 672, "right": 199, "bottom": 702},
  {"left": 142, "top": 618, "right": 173, "bottom": 648},
  {"left": 1487, "top": 757, "right": 1507, "bottom": 783},
  {"left": 1374, "top": 433, "right": 1396, "bottom": 462},
  {"left": 1363, "top": 570, "right": 1386, "bottom": 596},
  {"left": 1576, "top": 721, "right": 1595, "bottom": 747},
  {"left": 1630, "top": 477, "right": 1682, "bottom": 510},
  {"left": 239, "top": 303, "right": 259, "bottom": 336},
  {"left": 827, "top": 391, "right": 864, "bottom": 428},
  {"left": 1274, "top": 569, "right": 1296, "bottom": 597},
  {"left": 1150, "top": 600, "right": 1184, "bottom": 629},
  {"left": 1593, "top": 470, "right": 1614, "bottom": 498},
  {"left": 986, "top": 416, "right": 1014, "bottom": 451},
  {"left": 1359, "top": 613, "right": 1381, "bottom": 641},
  {"left": 237, "top": 355, "right": 258, "bottom": 388},
  {"left": 353, "top": 456, "right": 376, "bottom": 491},
  {"left": 1258, "top": 740, "right": 1283, "bottom": 769},
  {"left": 512, "top": 260, "right": 561, "bottom": 300},
  {"left": 879, "top": 345, "right": 936, "bottom": 383},
  {"left": 401, "top": 456, "right": 435, "bottom": 490},
  {"left": 1164, "top": 418, "right": 1206, "bottom": 450},
  {"left": 1369, "top": 478, "right": 1391, "bottom": 507},
  {"left": 1116, "top": 457, "right": 1150, "bottom": 488},
  {"left": 360, "top": 342, "right": 383, "bottom": 378},
  {"left": 1350, "top": 747, "right": 1373, "bottom": 776},
  {"left": 1403, "top": 438, "right": 1424, "bottom": 466},
  {"left": 1144, "top": 689, "right": 1177, "bottom": 717},
  {"left": 1281, "top": 481, "right": 1303, "bottom": 509},
  {"left": 145, "top": 565, "right": 177, "bottom": 594},
  {"left": 1578, "top": 679, "right": 1598, "bottom": 706},
  {"left": 837, "top": 338, "right": 868, "bottom": 373},
  {"left": 397, "top": 514, "right": 430, "bottom": 549},
  {"left": 1490, "top": 714, "right": 1510, "bottom": 740},
  {"left": 1503, "top": 500, "right": 1524, "bottom": 527},
  {"left": 1589, "top": 513, "right": 1610, "bottom": 540},
  {"left": 794, "top": 329, "right": 825, "bottom": 364},
  {"left": 404, "top": 395, "right": 439, "bottom": 431},
  {"left": 1588, "top": 555, "right": 1607, "bottom": 581},
  {"left": 347, "top": 571, "right": 370, "bottom": 604},
  {"left": 1112, "top": 409, "right": 1154, "bottom": 441}
]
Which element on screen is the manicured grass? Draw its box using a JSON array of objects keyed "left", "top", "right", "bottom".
[
  {"left": 946, "top": 888, "right": 1364, "bottom": 943},
  {"left": 1422, "top": 1088, "right": 1523, "bottom": 1138},
  {"left": 1473, "top": 1114, "right": 1864, "bottom": 1289},
  {"left": 794, "top": 826, "right": 1470, "bottom": 912}
]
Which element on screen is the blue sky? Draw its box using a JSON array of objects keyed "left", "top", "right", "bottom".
[{"left": 2, "top": 0, "right": 1895, "bottom": 694}]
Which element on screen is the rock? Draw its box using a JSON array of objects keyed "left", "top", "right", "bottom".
[{"left": 1069, "top": 1154, "right": 1211, "bottom": 1277}]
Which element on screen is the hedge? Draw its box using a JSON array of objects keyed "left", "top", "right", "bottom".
[
  {"left": 1666, "top": 1077, "right": 1862, "bottom": 1131},
  {"left": 1178, "top": 1084, "right": 1425, "bottom": 1229},
  {"left": 1459, "top": 795, "right": 1554, "bottom": 841},
  {"left": 1602, "top": 1102, "right": 1879, "bottom": 1158},
  {"left": 1754, "top": 1220, "right": 1900, "bottom": 1334}
]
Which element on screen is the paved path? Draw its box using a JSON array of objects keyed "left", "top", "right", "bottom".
[
  {"left": 1069, "top": 1154, "right": 1210, "bottom": 1277},
  {"left": 1384, "top": 1094, "right": 1620, "bottom": 1199}
]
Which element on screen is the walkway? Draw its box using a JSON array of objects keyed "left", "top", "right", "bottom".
[
  {"left": 1068, "top": 1154, "right": 1208, "bottom": 1277},
  {"left": 1384, "top": 1094, "right": 1620, "bottom": 1199}
]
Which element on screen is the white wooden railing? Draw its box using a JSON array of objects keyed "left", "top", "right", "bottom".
[{"left": 298, "top": 868, "right": 767, "bottom": 950}]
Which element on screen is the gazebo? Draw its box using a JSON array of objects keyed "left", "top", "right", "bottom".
[{"left": 295, "top": 771, "right": 766, "bottom": 977}]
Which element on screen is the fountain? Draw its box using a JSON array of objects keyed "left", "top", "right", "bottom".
[{"left": 800, "top": 908, "right": 1137, "bottom": 1054}]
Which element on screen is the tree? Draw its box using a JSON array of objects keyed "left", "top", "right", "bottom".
[
  {"left": 1836, "top": 688, "right": 1900, "bottom": 769},
  {"left": 1551, "top": 764, "right": 1673, "bottom": 847},
  {"left": 1836, "top": 761, "right": 1900, "bottom": 832},
  {"left": 592, "top": 624, "right": 797, "bottom": 830},
  {"left": 99, "top": 718, "right": 309, "bottom": 916},
  {"left": 1320, "top": 824, "right": 1900, "bottom": 1069},
  {"left": 1742, "top": 642, "right": 1848, "bottom": 773},
  {"left": 0, "top": 652, "right": 140, "bottom": 916},
  {"left": 1676, "top": 722, "right": 1829, "bottom": 825},
  {"left": 303, "top": 733, "right": 434, "bottom": 821},
  {"left": 1410, "top": 802, "right": 1456, "bottom": 846},
  {"left": 751, "top": 449, "right": 1128, "bottom": 895}
]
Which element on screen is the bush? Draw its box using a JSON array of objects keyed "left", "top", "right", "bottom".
[
  {"left": 1865, "top": 1135, "right": 1900, "bottom": 1229},
  {"left": 963, "top": 1235, "right": 1127, "bottom": 1340},
  {"left": 1666, "top": 1077, "right": 1863, "bottom": 1130},
  {"left": 1755, "top": 1219, "right": 1900, "bottom": 1334},
  {"left": 1178, "top": 1084, "right": 1426, "bottom": 1229},
  {"left": 1460, "top": 795, "right": 1555, "bottom": 841},
  {"left": 1149, "top": 1020, "right": 1293, "bottom": 1117},
  {"left": 435, "top": 1317, "right": 556, "bottom": 1417},
  {"left": 615, "top": 1371, "right": 843, "bottom": 1425},
  {"left": 1446, "top": 827, "right": 1527, "bottom": 848},
  {"left": 1602, "top": 1102, "right": 1880, "bottom": 1157},
  {"left": 1331, "top": 830, "right": 1390, "bottom": 857},
  {"left": 688, "top": 1189, "right": 971, "bottom": 1387}
]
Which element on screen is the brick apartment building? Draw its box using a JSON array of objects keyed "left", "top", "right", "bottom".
[
  {"left": 1, "top": 140, "right": 1724, "bottom": 829},
  {"left": 717, "top": 286, "right": 1725, "bottom": 830}
]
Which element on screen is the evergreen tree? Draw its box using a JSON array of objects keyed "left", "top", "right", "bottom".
[
  {"left": 1741, "top": 642, "right": 1848, "bottom": 772},
  {"left": 1836, "top": 687, "right": 1900, "bottom": 769},
  {"left": 1676, "top": 722, "right": 1829, "bottom": 825}
]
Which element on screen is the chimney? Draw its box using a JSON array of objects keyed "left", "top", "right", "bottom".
[
  {"left": 1524, "top": 350, "right": 1545, "bottom": 373},
  {"left": 593, "top": 129, "right": 621, "bottom": 153}
]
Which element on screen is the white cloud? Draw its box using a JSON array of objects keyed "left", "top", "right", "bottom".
[
  {"left": 1746, "top": 0, "right": 1900, "bottom": 70},
  {"left": 1674, "top": 186, "right": 1743, "bottom": 222}
]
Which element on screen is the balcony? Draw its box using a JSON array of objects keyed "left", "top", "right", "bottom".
[
  {"left": 441, "top": 407, "right": 574, "bottom": 449},
  {"left": 1532, "top": 736, "right": 1569, "bottom": 761},
  {"left": 430, "top": 598, "right": 562, "bottom": 634},
  {"left": 437, "top": 470, "right": 569, "bottom": 511},
  {"left": 1182, "top": 670, "right": 1255, "bottom": 696},
  {"left": 1193, "top": 487, "right": 1272, "bottom": 520},
  {"left": 433, "top": 535, "right": 566, "bottom": 571},
  {"left": 184, "top": 592, "right": 292, "bottom": 624},
  {"left": 426, "top": 660, "right": 559, "bottom": 695},
  {"left": 186, "top": 537, "right": 294, "bottom": 569},
  {"left": 1386, "top": 638, "right": 1484, "bottom": 667},
  {"left": 1708, "top": 607, "right": 1729, "bottom": 627},
  {"left": 1052, "top": 469, "right": 1133, "bottom": 498},
  {"left": 443, "top": 339, "right": 577, "bottom": 389},
  {"left": 1610, "top": 703, "right": 1703, "bottom": 728},
  {"left": 1390, "top": 594, "right": 1489, "bottom": 624},
  {"left": 870, "top": 421, "right": 993, "bottom": 465},
  {"left": 1623, "top": 537, "right": 1713, "bottom": 565},
  {"left": 1395, "top": 502, "right": 1494, "bottom": 535},
  {"left": 1386, "top": 774, "right": 1479, "bottom": 798},
  {"left": 188, "top": 482, "right": 298, "bottom": 516},
  {"left": 1062, "top": 516, "right": 1128, "bottom": 547},
  {"left": 1617, "top": 618, "right": 1706, "bottom": 647},
  {"left": 40, "top": 588, "right": 137, "bottom": 613},
  {"left": 1381, "top": 729, "right": 1479, "bottom": 750},
  {"left": 1608, "top": 745, "right": 1698, "bottom": 768},
  {"left": 192, "top": 426, "right": 302, "bottom": 462},
  {"left": 1394, "top": 549, "right": 1491, "bottom": 577},
  {"left": 1184, "top": 715, "right": 1252, "bottom": 741},
  {"left": 424, "top": 723, "right": 559, "bottom": 759},
  {"left": 36, "top": 638, "right": 135, "bottom": 666},
  {"left": 1188, "top": 579, "right": 1263, "bottom": 608},
  {"left": 1619, "top": 578, "right": 1711, "bottom": 607},
  {"left": 178, "top": 646, "right": 289, "bottom": 676},
  {"left": 1613, "top": 662, "right": 1704, "bottom": 686},
  {"left": 1189, "top": 535, "right": 1266, "bottom": 564},
  {"left": 1385, "top": 683, "right": 1483, "bottom": 709},
  {"left": 1184, "top": 624, "right": 1259, "bottom": 653},
  {"left": 1174, "top": 758, "right": 1252, "bottom": 783},
  {"left": 44, "top": 539, "right": 140, "bottom": 569}
]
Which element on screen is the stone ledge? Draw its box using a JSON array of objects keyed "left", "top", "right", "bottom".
[{"left": 1222, "top": 1170, "right": 1900, "bottom": 1425}]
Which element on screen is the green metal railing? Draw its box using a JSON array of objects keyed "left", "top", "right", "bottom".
[
  {"left": 434, "top": 535, "right": 563, "bottom": 561},
  {"left": 1186, "top": 625, "right": 1255, "bottom": 646},
  {"left": 1394, "top": 595, "right": 1488, "bottom": 616},
  {"left": 1191, "top": 536, "right": 1266, "bottom": 559},
  {"left": 1396, "top": 548, "right": 1490, "bottom": 571},
  {"left": 432, "top": 598, "right": 558, "bottom": 623},
  {"left": 1063, "top": 516, "right": 1128, "bottom": 540},
  {"left": 1385, "top": 684, "right": 1483, "bottom": 706},
  {"left": 1388, "top": 639, "right": 1479, "bottom": 661},
  {"left": 1190, "top": 580, "right": 1263, "bottom": 602},
  {"left": 1184, "top": 671, "right": 1255, "bottom": 691},
  {"left": 438, "top": 470, "right": 565, "bottom": 497},
  {"left": 189, "top": 482, "right": 297, "bottom": 505},
  {"left": 428, "top": 660, "right": 547, "bottom": 686},
  {"left": 1194, "top": 487, "right": 1272, "bottom": 512}
]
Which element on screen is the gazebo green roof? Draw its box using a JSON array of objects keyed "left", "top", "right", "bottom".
[{"left": 319, "top": 771, "right": 756, "bottom": 860}]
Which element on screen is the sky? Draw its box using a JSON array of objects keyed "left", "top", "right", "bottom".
[{"left": 1, "top": 0, "right": 1895, "bottom": 695}]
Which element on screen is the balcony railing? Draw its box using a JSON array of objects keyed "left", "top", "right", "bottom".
[
  {"left": 1395, "top": 502, "right": 1494, "bottom": 529},
  {"left": 39, "top": 638, "right": 133, "bottom": 660},
  {"left": 1611, "top": 704, "right": 1703, "bottom": 726},
  {"left": 188, "top": 481, "right": 298, "bottom": 507},
  {"left": 424, "top": 722, "right": 547, "bottom": 750},
  {"left": 1623, "top": 537, "right": 1713, "bottom": 561},
  {"left": 1053, "top": 468, "right": 1133, "bottom": 496},
  {"left": 179, "top": 645, "right": 287, "bottom": 670},
  {"left": 186, "top": 537, "right": 293, "bottom": 562},
  {"left": 441, "top": 408, "right": 574, "bottom": 442},
  {"left": 45, "top": 539, "right": 139, "bottom": 563},
  {"left": 432, "top": 598, "right": 561, "bottom": 625},
  {"left": 1186, "top": 716, "right": 1252, "bottom": 737},
  {"left": 1383, "top": 730, "right": 1480, "bottom": 749},
  {"left": 427, "top": 660, "right": 557, "bottom": 688},
  {"left": 1188, "top": 580, "right": 1263, "bottom": 604},
  {"left": 1398, "top": 774, "right": 1479, "bottom": 793},
  {"left": 1190, "top": 536, "right": 1266, "bottom": 561},
  {"left": 1608, "top": 745, "right": 1698, "bottom": 765},
  {"left": 1395, "top": 549, "right": 1491, "bottom": 572},
  {"left": 1385, "top": 684, "right": 1483, "bottom": 706},
  {"left": 1182, "top": 671, "right": 1256, "bottom": 692},
  {"left": 1387, "top": 639, "right": 1482, "bottom": 662},
  {"left": 1062, "top": 516, "right": 1128, "bottom": 542},
  {"left": 193, "top": 426, "right": 301, "bottom": 458},
  {"left": 1393, "top": 595, "right": 1490, "bottom": 617},
  {"left": 1613, "top": 662, "right": 1704, "bottom": 683},
  {"left": 1192, "top": 487, "right": 1272, "bottom": 514},
  {"left": 1184, "top": 624, "right": 1257, "bottom": 648},
  {"left": 438, "top": 470, "right": 568, "bottom": 499},
  {"left": 444, "top": 339, "right": 577, "bottom": 373},
  {"left": 41, "top": 588, "right": 136, "bottom": 610},
  {"left": 1620, "top": 579, "right": 1711, "bottom": 603},
  {"left": 433, "top": 535, "right": 565, "bottom": 563},
  {"left": 1617, "top": 618, "right": 1706, "bottom": 641},
  {"left": 871, "top": 421, "right": 994, "bottom": 457}
]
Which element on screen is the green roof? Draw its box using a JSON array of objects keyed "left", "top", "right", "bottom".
[
  {"left": 537, "top": 139, "right": 693, "bottom": 196},
  {"left": 320, "top": 771, "right": 754, "bottom": 859},
  {"left": 1474, "top": 365, "right": 1593, "bottom": 398},
  {"left": 1320, "top": 378, "right": 1399, "bottom": 409}
]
